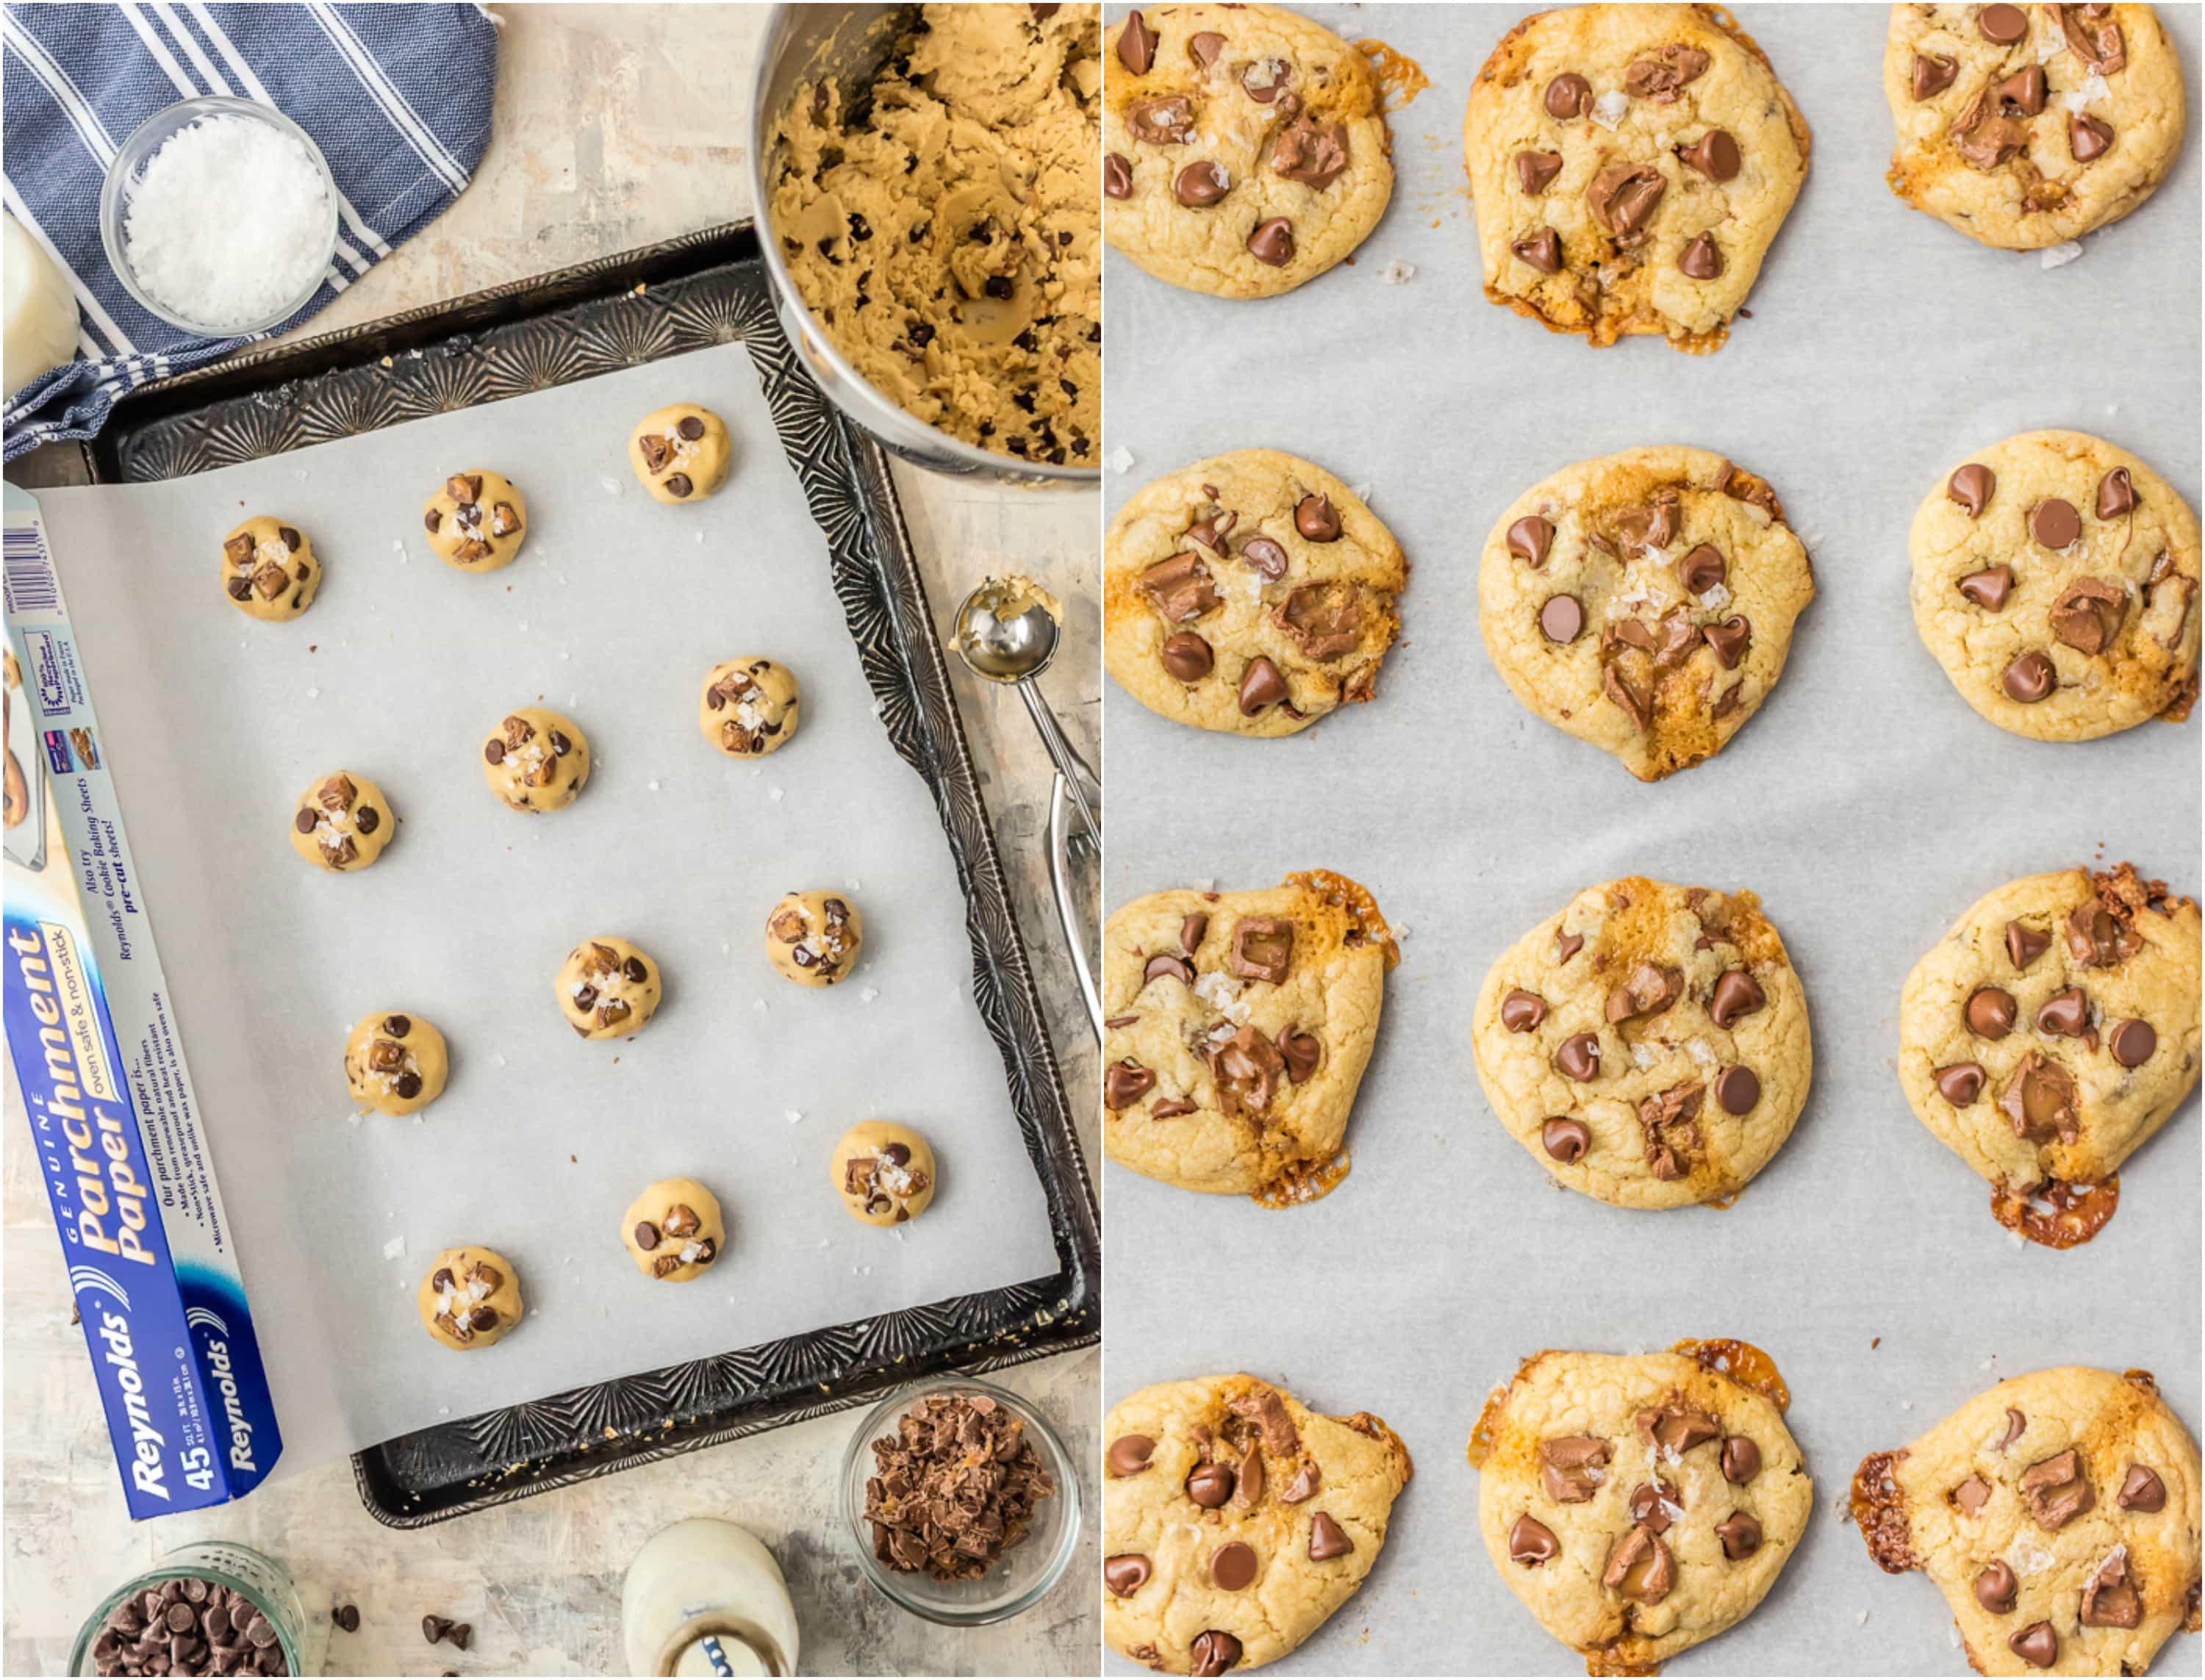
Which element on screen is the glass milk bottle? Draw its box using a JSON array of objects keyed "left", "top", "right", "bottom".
[{"left": 621, "top": 1518, "right": 800, "bottom": 1677}]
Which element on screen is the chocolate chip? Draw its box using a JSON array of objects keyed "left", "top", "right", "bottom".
[
  {"left": 1116, "top": 9, "right": 1157, "bottom": 73},
  {"left": 2096, "top": 466, "right": 2136, "bottom": 519},
  {"left": 1948, "top": 463, "right": 1996, "bottom": 517},
  {"left": 675, "top": 414, "right": 705, "bottom": 442},
  {"left": 1979, "top": 3, "right": 2027, "bottom": 42},
  {"left": 226, "top": 576, "right": 254, "bottom": 600},
  {"left": 1678, "top": 231, "right": 1723, "bottom": 279},
  {"left": 623, "top": 956, "right": 648, "bottom": 983},
  {"left": 1211, "top": 1541, "right": 1258, "bottom": 1590},
  {"left": 1269, "top": 116, "right": 1349, "bottom": 188},
  {"left": 1603, "top": 1524, "right": 1676, "bottom": 1603},
  {"left": 1957, "top": 566, "right": 2015, "bottom": 610},
  {"left": 1186, "top": 1460, "right": 1236, "bottom": 1508},
  {"left": 1237, "top": 656, "right": 1288, "bottom": 715},
  {"left": 394, "top": 1071, "right": 422, "bottom": 1100},
  {"left": 1713, "top": 1066, "right": 1760, "bottom": 1115},
  {"left": 1679, "top": 129, "right": 1740, "bottom": 181},
  {"left": 1104, "top": 1554, "right": 1152, "bottom": 1596},
  {"left": 1999, "top": 64, "right": 2048, "bottom": 114},
  {"left": 2006, "top": 920, "right": 2050, "bottom": 970},
  {"left": 1295, "top": 494, "right": 1341, "bottom": 542},
  {"left": 664, "top": 473, "right": 693, "bottom": 498},
  {"left": 2070, "top": 111, "right": 2113, "bottom": 161},
  {"left": 1515, "top": 149, "right": 1563, "bottom": 194},
  {"left": 1144, "top": 952, "right": 1196, "bottom": 987},
  {"left": 1190, "top": 1631, "right": 1242, "bottom": 1678},
  {"left": 1677, "top": 544, "right": 1725, "bottom": 595},
  {"left": 1715, "top": 1512, "right": 1762, "bottom": 1559},
  {"left": 333, "top": 1603, "right": 359, "bottom": 1634},
  {"left": 2081, "top": 1551, "right": 2142, "bottom": 1629},
  {"left": 1239, "top": 536, "right": 1288, "bottom": 581},
  {"left": 1105, "top": 1060, "right": 1157, "bottom": 1109},
  {"left": 1586, "top": 161, "right": 1666, "bottom": 245},
  {"left": 1954, "top": 1473, "right": 1993, "bottom": 1515},
  {"left": 2109, "top": 1018, "right": 2157, "bottom": 1067},
  {"left": 982, "top": 276, "right": 1014, "bottom": 301},
  {"left": 1541, "top": 1116, "right": 1591, "bottom": 1163},
  {"left": 422, "top": 1615, "right": 452, "bottom": 1645},
  {"left": 2034, "top": 986, "right": 2091, "bottom": 1038},
  {"left": 1710, "top": 970, "right": 1765, "bottom": 1029},
  {"left": 1541, "top": 1435, "right": 1612, "bottom": 1501},
  {"left": 1507, "top": 1513, "right": 1559, "bottom": 1565},
  {"left": 1246, "top": 218, "right": 1294, "bottom": 268},
  {"left": 1912, "top": 51, "right": 1959, "bottom": 100},
  {"left": 1161, "top": 631, "right": 1213, "bottom": 681},
  {"left": 1966, "top": 987, "right": 2018, "bottom": 1039},
  {"left": 1555, "top": 1032, "right": 1599, "bottom": 1081},
  {"left": 1175, "top": 160, "right": 1229, "bottom": 207},
  {"left": 1935, "top": 1061, "right": 1987, "bottom": 1105},
  {"left": 1556, "top": 930, "right": 1584, "bottom": 963},
  {"left": 2118, "top": 1462, "right": 2166, "bottom": 1511},
  {"left": 2018, "top": 1448, "right": 2095, "bottom": 1530},
  {"left": 2002, "top": 651, "right": 2057, "bottom": 703},
  {"left": 1512, "top": 228, "right": 1563, "bottom": 273},
  {"left": 2008, "top": 1621, "right": 2058, "bottom": 1669},
  {"left": 1104, "top": 152, "right": 1133, "bottom": 199},
  {"left": 1279, "top": 1027, "right": 1321, "bottom": 1084},
  {"left": 1501, "top": 988, "right": 1547, "bottom": 1032},
  {"left": 2000, "top": 1050, "right": 2079, "bottom": 1143},
  {"left": 1188, "top": 30, "right": 1224, "bottom": 68},
  {"left": 1539, "top": 594, "right": 1585, "bottom": 644},
  {"left": 1241, "top": 57, "right": 1291, "bottom": 103},
  {"left": 1721, "top": 1435, "right": 1761, "bottom": 1484},
  {"left": 1507, "top": 516, "right": 1555, "bottom": 565},
  {"left": 354, "top": 805, "right": 379, "bottom": 834},
  {"left": 2031, "top": 498, "right": 2082, "bottom": 550},
  {"left": 1702, "top": 616, "right": 1751, "bottom": 669},
  {"left": 1280, "top": 1462, "right": 1320, "bottom": 1503},
  {"left": 1543, "top": 72, "right": 1593, "bottom": 119},
  {"left": 1108, "top": 1434, "right": 1155, "bottom": 1476},
  {"left": 1996, "top": 1407, "right": 2028, "bottom": 1451},
  {"left": 294, "top": 808, "right": 318, "bottom": 834},
  {"left": 1975, "top": 1559, "right": 2018, "bottom": 1612}
]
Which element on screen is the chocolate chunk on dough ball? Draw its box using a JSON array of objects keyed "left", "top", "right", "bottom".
[
  {"left": 831, "top": 1120, "right": 937, "bottom": 1226},
  {"left": 628, "top": 404, "right": 733, "bottom": 504},
  {"left": 220, "top": 516, "right": 320, "bottom": 622},
  {"left": 423, "top": 470, "right": 527, "bottom": 570},
  {"left": 699, "top": 658, "right": 801, "bottom": 758},
  {"left": 289, "top": 770, "right": 394, "bottom": 872},
  {"left": 556, "top": 936, "right": 664, "bottom": 1040},
  {"left": 417, "top": 1246, "right": 523, "bottom": 1351},
  {"left": 344, "top": 1010, "right": 448, "bottom": 1116}
]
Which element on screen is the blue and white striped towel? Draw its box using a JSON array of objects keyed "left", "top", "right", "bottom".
[{"left": 2, "top": 2, "right": 497, "bottom": 461}]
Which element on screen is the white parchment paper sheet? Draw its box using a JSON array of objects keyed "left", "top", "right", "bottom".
[
  {"left": 32, "top": 342, "right": 1060, "bottom": 1475},
  {"left": 1102, "top": 5, "right": 2201, "bottom": 1673}
]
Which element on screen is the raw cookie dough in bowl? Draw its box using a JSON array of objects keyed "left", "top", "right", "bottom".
[
  {"left": 423, "top": 470, "right": 526, "bottom": 570},
  {"left": 288, "top": 770, "right": 394, "bottom": 873},
  {"left": 1105, "top": 450, "right": 1408, "bottom": 738},
  {"left": 220, "top": 516, "right": 320, "bottom": 621},
  {"left": 1102, "top": 3, "right": 1395, "bottom": 300},
  {"left": 1896, "top": 862, "right": 2201, "bottom": 1249},
  {"left": 622, "top": 1177, "right": 725, "bottom": 1280},
  {"left": 417, "top": 1246, "right": 522, "bottom": 1351},
  {"left": 1103, "top": 869, "right": 1396, "bottom": 1202},
  {"left": 628, "top": 404, "right": 732, "bottom": 503},
  {"left": 699, "top": 658, "right": 800, "bottom": 758},
  {"left": 1463, "top": 3, "right": 1810, "bottom": 351},
  {"left": 764, "top": 890, "right": 863, "bottom": 987},
  {"left": 761, "top": 4, "right": 1100, "bottom": 475},
  {"left": 1851, "top": 1365, "right": 2201, "bottom": 1677},
  {"left": 1471, "top": 1341, "right": 1812, "bottom": 1673},
  {"left": 1474, "top": 876, "right": 1813, "bottom": 1209},
  {"left": 1480, "top": 446, "right": 1815, "bottom": 780},
  {"left": 343, "top": 1010, "right": 448, "bottom": 1116},
  {"left": 1884, "top": 3, "right": 2186, "bottom": 250},
  {"left": 556, "top": 936, "right": 664, "bottom": 1040},
  {"left": 830, "top": 1120, "right": 937, "bottom": 1226},
  {"left": 1103, "top": 1373, "right": 1413, "bottom": 1675},
  {"left": 481, "top": 706, "right": 591, "bottom": 813},
  {"left": 1910, "top": 430, "right": 2200, "bottom": 742}
]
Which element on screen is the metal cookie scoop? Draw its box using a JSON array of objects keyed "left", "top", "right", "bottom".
[{"left": 953, "top": 576, "right": 1101, "bottom": 1039}]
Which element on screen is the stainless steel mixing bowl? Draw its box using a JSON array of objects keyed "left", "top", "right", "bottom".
[{"left": 745, "top": 4, "right": 1100, "bottom": 489}]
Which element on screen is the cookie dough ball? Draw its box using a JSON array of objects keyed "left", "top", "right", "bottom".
[
  {"left": 700, "top": 658, "right": 801, "bottom": 758},
  {"left": 1465, "top": 4, "right": 1810, "bottom": 352},
  {"left": 289, "top": 770, "right": 394, "bottom": 872},
  {"left": 1105, "top": 450, "right": 1408, "bottom": 739},
  {"left": 1473, "top": 1343, "right": 1812, "bottom": 1673},
  {"left": 1104, "top": 4, "right": 1394, "bottom": 299},
  {"left": 1898, "top": 863, "right": 2201, "bottom": 1249},
  {"left": 220, "top": 516, "right": 320, "bottom": 621},
  {"left": 1884, "top": 3, "right": 2186, "bottom": 251},
  {"left": 343, "top": 1010, "right": 448, "bottom": 1116},
  {"left": 1853, "top": 1365, "right": 2201, "bottom": 1677},
  {"left": 423, "top": 470, "right": 527, "bottom": 571},
  {"left": 623, "top": 1177, "right": 725, "bottom": 1280},
  {"left": 831, "top": 1121, "right": 937, "bottom": 1226},
  {"left": 1472, "top": 876, "right": 1813, "bottom": 1210},
  {"left": 1105, "top": 871, "right": 1397, "bottom": 1202},
  {"left": 556, "top": 937, "right": 664, "bottom": 1040},
  {"left": 1104, "top": 1374, "right": 1413, "bottom": 1675},
  {"left": 765, "top": 891, "right": 863, "bottom": 987},
  {"left": 1480, "top": 447, "right": 1815, "bottom": 780},
  {"left": 481, "top": 706, "right": 592, "bottom": 813},
  {"left": 1910, "top": 430, "right": 2200, "bottom": 742},
  {"left": 628, "top": 404, "right": 733, "bottom": 503},
  {"left": 417, "top": 1246, "right": 522, "bottom": 1351}
]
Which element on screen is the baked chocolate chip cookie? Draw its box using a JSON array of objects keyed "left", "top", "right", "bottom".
[
  {"left": 1104, "top": 871, "right": 1395, "bottom": 1202},
  {"left": 1472, "top": 1341, "right": 1812, "bottom": 1673},
  {"left": 1854, "top": 1365, "right": 2201, "bottom": 1676},
  {"left": 1885, "top": 3, "right": 2187, "bottom": 250},
  {"left": 1480, "top": 447, "right": 1815, "bottom": 780},
  {"left": 1910, "top": 430, "right": 2200, "bottom": 742},
  {"left": 1105, "top": 449, "right": 1408, "bottom": 738},
  {"left": 1472, "top": 876, "right": 1813, "bottom": 1210},
  {"left": 1105, "top": 1374, "right": 1412, "bottom": 1676},
  {"left": 1105, "top": 4, "right": 1394, "bottom": 298},
  {"left": 1898, "top": 864, "right": 2201, "bottom": 1249},
  {"left": 1463, "top": 4, "right": 1810, "bottom": 351}
]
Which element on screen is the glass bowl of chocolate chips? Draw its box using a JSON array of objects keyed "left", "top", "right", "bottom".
[
  {"left": 841, "top": 1376, "right": 1082, "bottom": 1625},
  {"left": 73, "top": 1543, "right": 303, "bottom": 1677}
]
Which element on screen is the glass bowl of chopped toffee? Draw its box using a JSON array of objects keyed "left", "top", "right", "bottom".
[{"left": 842, "top": 1376, "right": 1080, "bottom": 1624}]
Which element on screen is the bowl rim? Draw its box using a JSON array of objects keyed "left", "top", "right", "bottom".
[
  {"left": 98, "top": 94, "right": 341, "bottom": 340},
  {"left": 839, "top": 1374, "right": 1084, "bottom": 1626}
]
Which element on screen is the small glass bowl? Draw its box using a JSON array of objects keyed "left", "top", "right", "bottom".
[
  {"left": 840, "top": 1376, "right": 1082, "bottom": 1626},
  {"left": 98, "top": 96, "right": 339, "bottom": 337},
  {"left": 70, "top": 1542, "right": 306, "bottom": 1676}
]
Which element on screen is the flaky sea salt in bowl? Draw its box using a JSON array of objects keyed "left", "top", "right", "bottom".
[{"left": 99, "top": 97, "right": 338, "bottom": 337}]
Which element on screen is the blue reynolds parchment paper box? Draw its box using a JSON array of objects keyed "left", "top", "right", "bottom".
[{"left": 4, "top": 483, "right": 282, "bottom": 1516}]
